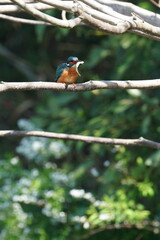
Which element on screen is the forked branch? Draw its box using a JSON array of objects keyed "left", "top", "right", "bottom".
[{"left": 0, "top": 0, "right": 159, "bottom": 40}]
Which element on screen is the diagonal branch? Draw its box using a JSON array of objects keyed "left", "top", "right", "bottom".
[
  {"left": 0, "top": 130, "right": 160, "bottom": 149},
  {"left": 1, "top": 0, "right": 160, "bottom": 40},
  {"left": 150, "top": 0, "right": 160, "bottom": 8},
  {"left": 0, "top": 80, "right": 160, "bottom": 93},
  {"left": 79, "top": 0, "right": 160, "bottom": 39},
  {"left": 81, "top": 221, "right": 160, "bottom": 239},
  {"left": 0, "top": 13, "right": 51, "bottom": 25},
  {"left": 99, "top": 0, "right": 160, "bottom": 26},
  {"left": 11, "top": 0, "right": 82, "bottom": 28}
]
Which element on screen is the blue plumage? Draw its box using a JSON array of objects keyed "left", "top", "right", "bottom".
[
  {"left": 54, "top": 56, "right": 84, "bottom": 85},
  {"left": 54, "top": 63, "right": 68, "bottom": 81},
  {"left": 67, "top": 56, "right": 79, "bottom": 63}
]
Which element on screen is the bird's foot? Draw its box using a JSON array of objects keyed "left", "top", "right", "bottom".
[
  {"left": 64, "top": 83, "right": 68, "bottom": 89},
  {"left": 72, "top": 83, "right": 76, "bottom": 88}
]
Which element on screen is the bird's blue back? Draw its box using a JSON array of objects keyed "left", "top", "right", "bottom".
[{"left": 54, "top": 63, "right": 68, "bottom": 81}]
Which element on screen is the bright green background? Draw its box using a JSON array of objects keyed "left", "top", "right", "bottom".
[{"left": 0, "top": 1, "right": 160, "bottom": 239}]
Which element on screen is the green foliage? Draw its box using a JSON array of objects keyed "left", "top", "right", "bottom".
[{"left": 1, "top": 2, "right": 160, "bottom": 239}]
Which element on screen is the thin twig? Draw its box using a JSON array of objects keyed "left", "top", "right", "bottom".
[
  {"left": 0, "top": 13, "right": 51, "bottom": 25},
  {"left": 150, "top": 0, "right": 160, "bottom": 8},
  {"left": 0, "top": 2, "right": 53, "bottom": 13},
  {"left": 0, "top": 130, "right": 160, "bottom": 149},
  {"left": 0, "top": 80, "right": 160, "bottom": 93},
  {"left": 80, "top": 221, "right": 160, "bottom": 239},
  {"left": 0, "top": 0, "right": 33, "bottom": 3}
]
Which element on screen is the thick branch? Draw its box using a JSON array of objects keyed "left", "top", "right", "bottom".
[
  {"left": 79, "top": 0, "right": 160, "bottom": 39},
  {"left": 78, "top": 8, "right": 130, "bottom": 34},
  {"left": 104, "top": 0, "right": 160, "bottom": 26},
  {"left": 0, "top": 130, "right": 160, "bottom": 149},
  {"left": 0, "top": 80, "right": 160, "bottom": 93},
  {"left": 2, "top": 0, "right": 160, "bottom": 40}
]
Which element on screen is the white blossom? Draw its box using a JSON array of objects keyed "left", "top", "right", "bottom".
[
  {"left": 83, "top": 222, "right": 90, "bottom": 229},
  {"left": 70, "top": 189, "right": 85, "bottom": 198},
  {"left": 84, "top": 192, "right": 95, "bottom": 202},
  {"left": 99, "top": 213, "right": 113, "bottom": 221},
  {"left": 103, "top": 160, "right": 110, "bottom": 167},
  {"left": 94, "top": 200, "right": 107, "bottom": 207},
  {"left": 10, "top": 156, "right": 19, "bottom": 165},
  {"left": 90, "top": 168, "right": 99, "bottom": 177},
  {"left": 127, "top": 89, "right": 142, "bottom": 97}
]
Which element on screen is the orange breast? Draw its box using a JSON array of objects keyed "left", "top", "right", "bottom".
[{"left": 57, "top": 66, "right": 78, "bottom": 84}]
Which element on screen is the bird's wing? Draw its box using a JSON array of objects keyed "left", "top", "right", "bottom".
[{"left": 54, "top": 63, "right": 67, "bottom": 81}]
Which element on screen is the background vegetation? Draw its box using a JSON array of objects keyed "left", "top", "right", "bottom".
[{"left": 0, "top": 1, "right": 160, "bottom": 239}]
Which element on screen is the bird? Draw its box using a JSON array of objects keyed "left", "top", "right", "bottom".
[{"left": 54, "top": 56, "right": 84, "bottom": 87}]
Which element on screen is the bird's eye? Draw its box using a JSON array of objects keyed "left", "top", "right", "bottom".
[{"left": 69, "top": 61, "right": 77, "bottom": 64}]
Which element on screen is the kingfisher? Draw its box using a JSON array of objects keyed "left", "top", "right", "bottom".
[{"left": 54, "top": 56, "right": 84, "bottom": 87}]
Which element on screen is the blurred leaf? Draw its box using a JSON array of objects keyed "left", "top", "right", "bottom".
[
  {"left": 145, "top": 150, "right": 160, "bottom": 167},
  {"left": 35, "top": 25, "right": 47, "bottom": 43}
]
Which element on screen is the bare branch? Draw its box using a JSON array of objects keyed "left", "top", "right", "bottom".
[
  {"left": 0, "top": 80, "right": 160, "bottom": 93},
  {"left": 39, "top": 0, "right": 73, "bottom": 12},
  {"left": 11, "top": 0, "right": 82, "bottom": 28},
  {"left": 76, "top": 4, "right": 130, "bottom": 34},
  {"left": 0, "top": 130, "right": 160, "bottom": 149},
  {"left": 129, "top": 28, "right": 160, "bottom": 41},
  {"left": 0, "top": 0, "right": 160, "bottom": 40},
  {"left": 0, "top": 0, "right": 33, "bottom": 3},
  {"left": 79, "top": 0, "right": 160, "bottom": 39},
  {"left": 150, "top": 0, "right": 160, "bottom": 8},
  {"left": 0, "top": 2, "right": 53, "bottom": 13},
  {"left": 0, "top": 13, "right": 51, "bottom": 25},
  {"left": 100, "top": 0, "right": 160, "bottom": 26},
  {"left": 81, "top": 221, "right": 160, "bottom": 239}
]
